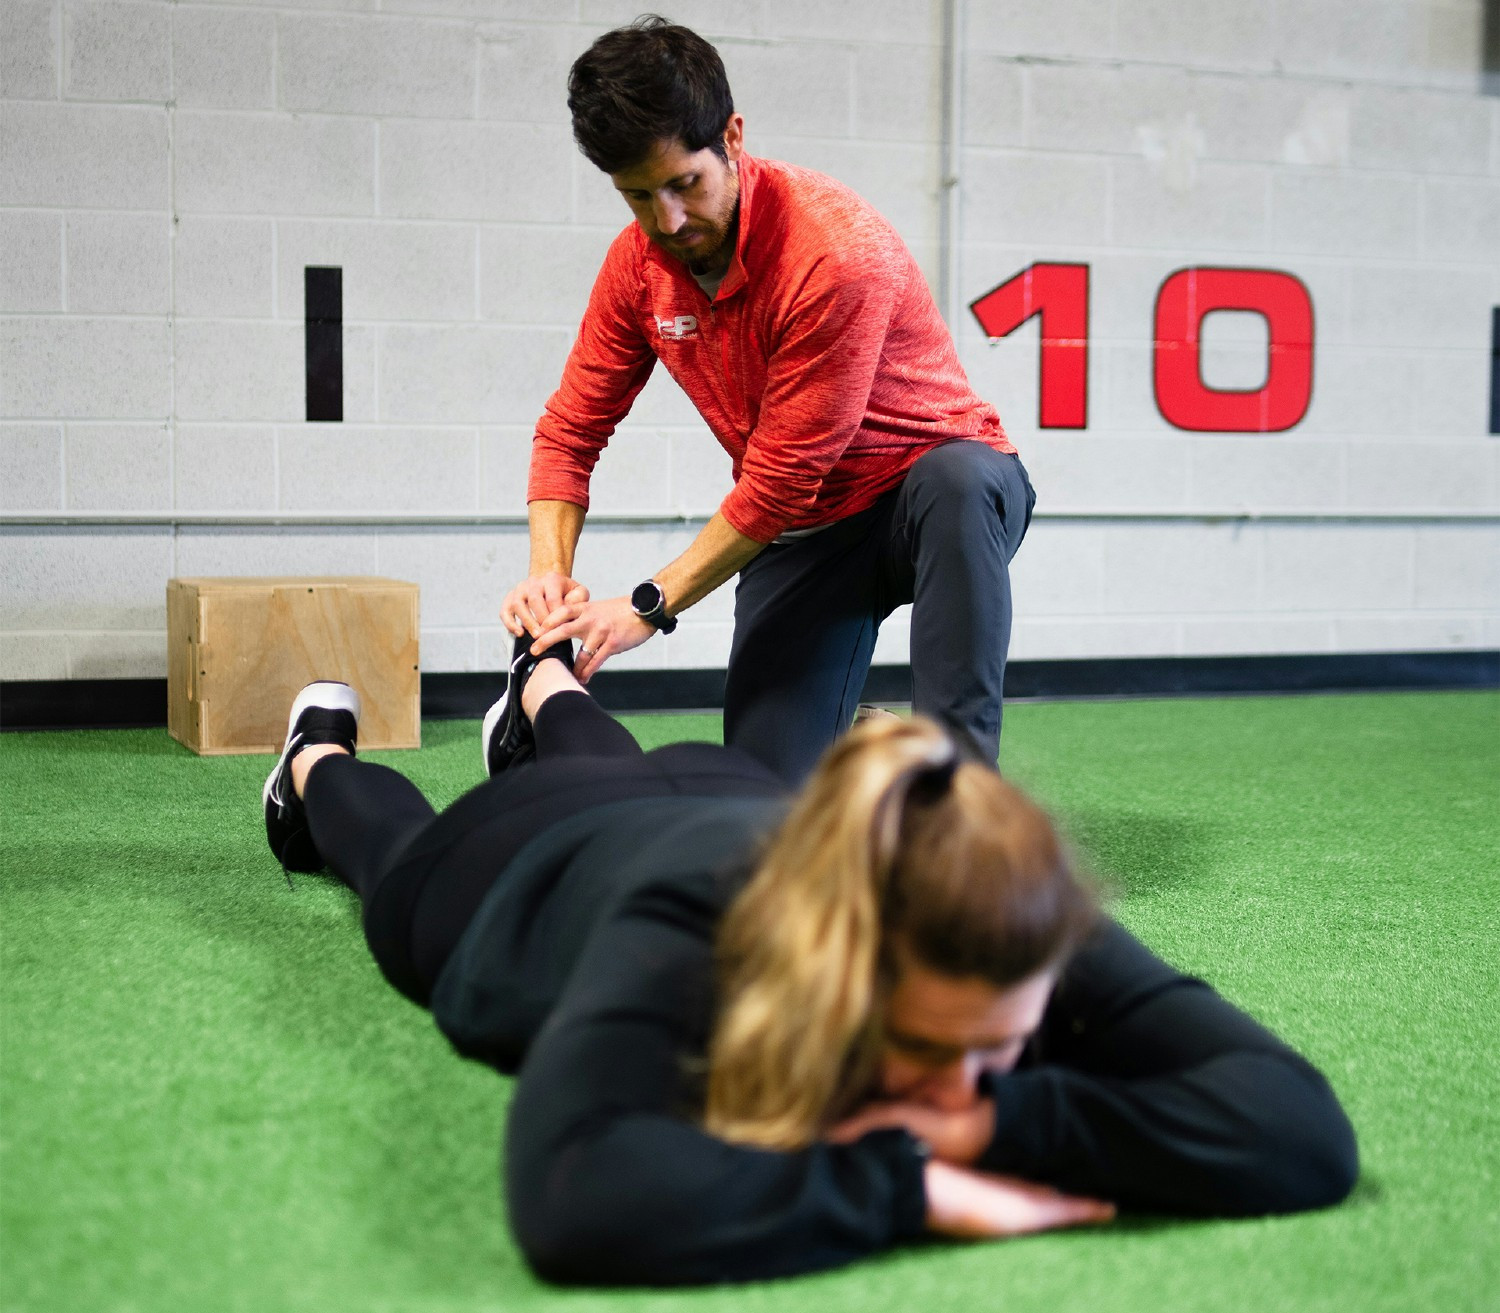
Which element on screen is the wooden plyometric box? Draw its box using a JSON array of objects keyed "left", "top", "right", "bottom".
[{"left": 168, "top": 577, "right": 420, "bottom": 755}]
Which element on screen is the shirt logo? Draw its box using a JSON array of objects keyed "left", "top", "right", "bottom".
[{"left": 656, "top": 314, "right": 699, "bottom": 341}]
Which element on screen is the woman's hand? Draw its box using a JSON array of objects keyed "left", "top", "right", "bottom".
[
  {"left": 923, "top": 1160, "right": 1116, "bottom": 1238},
  {"left": 828, "top": 1098, "right": 997, "bottom": 1166}
]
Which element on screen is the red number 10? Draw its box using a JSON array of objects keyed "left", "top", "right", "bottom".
[{"left": 970, "top": 263, "right": 1315, "bottom": 433}]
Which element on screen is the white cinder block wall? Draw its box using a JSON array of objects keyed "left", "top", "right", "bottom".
[{"left": 1, "top": 0, "right": 1496, "bottom": 683}]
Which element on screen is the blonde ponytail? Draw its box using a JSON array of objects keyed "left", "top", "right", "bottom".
[{"left": 704, "top": 717, "right": 961, "bottom": 1149}]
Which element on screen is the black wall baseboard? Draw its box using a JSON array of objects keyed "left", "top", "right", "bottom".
[{"left": 3, "top": 651, "right": 1496, "bottom": 732}]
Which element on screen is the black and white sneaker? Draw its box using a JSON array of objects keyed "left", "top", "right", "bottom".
[
  {"left": 482, "top": 635, "right": 573, "bottom": 777},
  {"left": 262, "top": 681, "right": 361, "bottom": 874}
]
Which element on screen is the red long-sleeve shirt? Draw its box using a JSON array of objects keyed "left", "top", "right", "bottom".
[{"left": 529, "top": 153, "right": 1013, "bottom": 544}]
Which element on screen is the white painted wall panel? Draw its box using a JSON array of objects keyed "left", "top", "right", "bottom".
[
  {"left": 1271, "top": 172, "right": 1421, "bottom": 258},
  {"left": 1273, "top": 0, "right": 1431, "bottom": 83},
  {"left": 171, "top": 7, "right": 275, "bottom": 111},
  {"left": 1187, "top": 437, "right": 1346, "bottom": 510},
  {"left": 0, "top": 527, "right": 173, "bottom": 629},
  {"left": 175, "top": 112, "right": 375, "bottom": 216},
  {"left": 277, "top": 13, "right": 475, "bottom": 118},
  {"left": 173, "top": 322, "right": 303, "bottom": 423},
  {"left": 1115, "top": 0, "right": 1276, "bottom": 73},
  {"left": 1349, "top": 85, "right": 1492, "bottom": 174},
  {"left": 966, "top": 0, "right": 1115, "bottom": 59},
  {"left": 67, "top": 630, "right": 167, "bottom": 679},
  {"left": 276, "top": 426, "right": 479, "bottom": 513},
  {"left": 962, "top": 153, "right": 1110, "bottom": 246},
  {"left": 0, "top": 212, "right": 62, "bottom": 313},
  {"left": 1345, "top": 439, "right": 1497, "bottom": 510},
  {"left": 378, "top": 325, "right": 571, "bottom": 424},
  {"left": 65, "top": 423, "right": 171, "bottom": 510},
  {"left": 1423, "top": 177, "right": 1500, "bottom": 263},
  {"left": 477, "top": 22, "right": 578, "bottom": 124},
  {"left": 479, "top": 226, "right": 608, "bottom": 324},
  {"left": 0, "top": 0, "right": 57, "bottom": 100},
  {"left": 172, "top": 527, "right": 381, "bottom": 579},
  {"left": 1, "top": 319, "right": 172, "bottom": 420},
  {"left": 379, "top": 120, "right": 572, "bottom": 221},
  {"left": 1413, "top": 525, "right": 1500, "bottom": 608},
  {"left": 959, "top": 53, "right": 1025, "bottom": 150},
  {"left": 173, "top": 217, "right": 275, "bottom": 320},
  {"left": 1262, "top": 525, "right": 1417, "bottom": 612},
  {"left": 173, "top": 425, "right": 277, "bottom": 512},
  {"left": 1, "top": 633, "right": 69, "bottom": 681},
  {"left": 1113, "top": 159, "right": 1270, "bottom": 251},
  {"left": 64, "top": 213, "right": 170, "bottom": 316},
  {"left": 1, "top": 425, "right": 63, "bottom": 511},
  {"left": 0, "top": 103, "right": 167, "bottom": 209},
  {"left": 64, "top": 0, "right": 171, "bottom": 104}
]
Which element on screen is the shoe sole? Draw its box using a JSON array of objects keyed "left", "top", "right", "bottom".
[
  {"left": 482, "top": 646, "right": 536, "bottom": 777},
  {"left": 481, "top": 689, "right": 508, "bottom": 776}
]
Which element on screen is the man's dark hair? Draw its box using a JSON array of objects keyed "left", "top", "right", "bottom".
[{"left": 568, "top": 16, "right": 735, "bottom": 174}]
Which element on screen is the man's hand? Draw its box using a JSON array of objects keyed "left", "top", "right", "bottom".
[
  {"left": 828, "top": 1098, "right": 997, "bottom": 1166},
  {"left": 923, "top": 1160, "right": 1115, "bottom": 1238},
  {"left": 501, "top": 572, "right": 589, "bottom": 639},
  {"left": 531, "top": 595, "right": 655, "bottom": 683}
]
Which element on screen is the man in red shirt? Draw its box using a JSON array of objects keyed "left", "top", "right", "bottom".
[{"left": 500, "top": 17, "right": 1034, "bottom": 780}]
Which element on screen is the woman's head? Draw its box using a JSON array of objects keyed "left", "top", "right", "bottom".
[{"left": 705, "top": 716, "right": 1097, "bottom": 1149}]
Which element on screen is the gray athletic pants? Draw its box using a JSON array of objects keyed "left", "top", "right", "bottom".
[{"left": 723, "top": 440, "right": 1035, "bottom": 781}]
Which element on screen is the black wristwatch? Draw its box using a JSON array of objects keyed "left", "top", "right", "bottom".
[{"left": 630, "top": 579, "right": 678, "bottom": 633}]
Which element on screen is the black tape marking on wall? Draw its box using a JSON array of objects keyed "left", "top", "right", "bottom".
[
  {"left": 1491, "top": 307, "right": 1500, "bottom": 435},
  {"left": 305, "top": 266, "right": 343, "bottom": 422}
]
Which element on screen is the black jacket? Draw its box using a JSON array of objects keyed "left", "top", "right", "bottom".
[{"left": 430, "top": 795, "right": 1358, "bottom": 1286}]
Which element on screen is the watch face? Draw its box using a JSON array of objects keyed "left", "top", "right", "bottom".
[{"left": 632, "top": 580, "right": 663, "bottom": 615}]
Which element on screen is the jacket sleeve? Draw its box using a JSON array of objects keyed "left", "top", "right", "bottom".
[
  {"left": 978, "top": 920, "right": 1359, "bottom": 1216},
  {"left": 718, "top": 254, "right": 903, "bottom": 542},
  {"left": 504, "top": 891, "right": 928, "bottom": 1286},
  {"left": 528, "top": 231, "right": 658, "bottom": 511}
]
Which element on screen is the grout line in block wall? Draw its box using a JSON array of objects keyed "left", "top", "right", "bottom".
[
  {"left": 57, "top": 424, "right": 68, "bottom": 512},
  {"left": 472, "top": 223, "right": 480, "bottom": 320},
  {"left": 58, "top": 210, "right": 68, "bottom": 313},
  {"left": 50, "top": 0, "right": 61, "bottom": 99},
  {"left": 373, "top": 120, "right": 381, "bottom": 218}
]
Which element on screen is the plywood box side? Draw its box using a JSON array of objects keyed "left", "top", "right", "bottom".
[
  {"left": 166, "top": 577, "right": 420, "bottom": 755},
  {"left": 166, "top": 580, "right": 203, "bottom": 751}
]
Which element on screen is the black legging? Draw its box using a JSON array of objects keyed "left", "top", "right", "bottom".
[{"left": 301, "top": 691, "right": 784, "bottom": 1005}]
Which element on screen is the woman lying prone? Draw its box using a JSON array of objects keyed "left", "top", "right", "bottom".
[{"left": 260, "top": 644, "right": 1357, "bottom": 1285}]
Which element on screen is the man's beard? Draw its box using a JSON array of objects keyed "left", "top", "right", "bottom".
[{"left": 658, "top": 197, "right": 740, "bottom": 275}]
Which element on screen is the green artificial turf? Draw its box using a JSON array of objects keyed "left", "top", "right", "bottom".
[{"left": 2, "top": 691, "right": 1497, "bottom": 1312}]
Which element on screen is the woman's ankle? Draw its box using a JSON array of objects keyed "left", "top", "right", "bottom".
[
  {"left": 522, "top": 656, "right": 586, "bottom": 721},
  {"left": 291, "top": 743, "right": 350, "bottom": 799}
]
